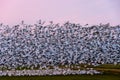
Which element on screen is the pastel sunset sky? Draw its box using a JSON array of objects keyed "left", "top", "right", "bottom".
[{"left": 0, "top": 0, "right": 120, "bottom": 26}]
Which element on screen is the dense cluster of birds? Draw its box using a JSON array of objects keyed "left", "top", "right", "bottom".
[
  {"left": 0, "top": 21, "right": 120, "bottom": 70},
  {"left": 0, "top": 68, "right": 100, "bottom": 76}
]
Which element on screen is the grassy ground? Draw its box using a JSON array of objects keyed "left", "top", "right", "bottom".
[
  {"left": 0, "top": 74, "right": 120, "bottom": 80},
  {"left": 93, "top": 64, "right": 120, "bottom": 75},
  {"left": 94, "top": 64, "right": 120, "bottom": 69}
]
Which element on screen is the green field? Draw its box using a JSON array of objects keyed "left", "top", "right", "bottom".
[{"left": 0, "top": 74, "right": 120, "bottom": 80}]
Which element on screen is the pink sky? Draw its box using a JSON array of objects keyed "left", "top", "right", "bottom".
[{"left": 0, "top": 0, "right": 120, "bottom": 26}]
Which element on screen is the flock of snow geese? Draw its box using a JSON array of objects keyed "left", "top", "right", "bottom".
[{"left": 0, "top": 21, "right": 119, "bottom": 76}]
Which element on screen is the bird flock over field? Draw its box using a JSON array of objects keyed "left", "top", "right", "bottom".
[{"left": 0, "top": 21, "right": 120, "bottom": 71}]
